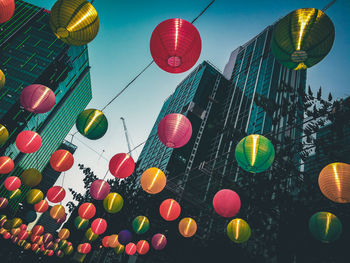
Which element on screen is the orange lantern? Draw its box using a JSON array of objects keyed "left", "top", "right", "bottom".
[
  {"left": 108, "top": 234, "right": 120, "bottom": 248},
  {"left": 49, "top": 149, "right": 74, "bottom": 172},
  {"left": 58, "top": 228, "right": 70, "bottom": 240},
  {"left": 0, "top": 156, "right": 14, "bottom": 174},
  {"left": 140, "top": 167, "right": 166, "bottom": 194},
  {"left": 78, "top": 202, "right": 96, "bottom": 219},
  {"left": 318, "top": 162, "right": 350, "bottom": 203},
  {"left": 50, "top": 205, "right": 65, "bottom": 220},
  {"left": 136, "top": 240, "right": 149, "bottom": 255},
  {"left": 178, "top": 217, "right": 197, "bottom": 238}
]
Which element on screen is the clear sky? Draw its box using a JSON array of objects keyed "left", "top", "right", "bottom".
[{"left": 25, "top": 0, "right": 350, "bottom": 204}]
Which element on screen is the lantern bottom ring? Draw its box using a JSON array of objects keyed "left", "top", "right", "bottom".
[
  {"left": 165, "top": 142, "right": 176, "bottom": 147},
  {"left": 167, "top": 56, "right": 182, "bottom": 67}
]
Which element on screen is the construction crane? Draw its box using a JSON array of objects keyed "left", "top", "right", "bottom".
[{"left": 120, "top": 117, "right": 133, "bottom": 158}]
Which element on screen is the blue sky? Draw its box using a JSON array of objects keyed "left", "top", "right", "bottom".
[{"left": 26, "top": 0, "right": 350, "bottom": 199}]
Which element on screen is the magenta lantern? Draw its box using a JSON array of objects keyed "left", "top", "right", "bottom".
[
  {"left": 90, "top": 179, "right": 110, "bottom": 200},
  {"left": 4, "top": 176, "right": 21, "bottom": 191},
  {"left": 157, "top": 113, "right": 192, "bottom": 148},
  {"left": 91, "top": 218, "right": 107, "bottom": 235},
  {"left": 152, "top": 233, "right": 167, "bottom": 250},
  {"left": 48, "top": 250, "right": 54, "bottom": 256},
  {"left": 20, "top": 84, "right": 55, "bottom": 114},
  {"left": 213, "top": 189, "right": 241, "bottom": 218},
  {"left": 0, "top": 197, "right": 8, "bottom": 209},
  {"left": 150, "top": 18, "right": 202, "bottom": 73},
  {"left": 125, "top": 242, "right": 136, "bottom": 255},
  {"left": 32, "top": 225, "right": 44, "bottom": 236},
  {"left": 109, "top": 153, "right": 135, "bottom": 179},
  {"left": 0, "top": 156, "right": 14, "bottom": 174},
  {"left": 16, "top": 131, "right": 41, "bottom": 153},
  {"left": 47, "top": 186, "right": 66, "bottom": 203},
  {"left": 102, "top": 236, "right": 109, "bottom": 247},
  {"left": 0, "top": 0, "right": 15, "bottom": 23},
  {"left": 43, "top": 233, "right": 53, "bottom": 244},
  {"left": 78, "top": 203, "right": 96, "bottom": 219},
  {"left": 78, "top": 243, "right": 91, "bottom": 254}
]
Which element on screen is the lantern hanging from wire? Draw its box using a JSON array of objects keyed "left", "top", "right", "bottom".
[
  {"left": 26, "top": 189, "right": 44, "bottom": 205},
  {"left": 0, "top": 156, "right": 14, "bottom": 174},
  {"left": 109, "top": 153, "right": 135, "bottom": 179},
  {"left": 271, "top": 8, "right": 335, "bottom": 70},
  {"left": 0, "top": 0, "right": 15, "bottom": 23},
  {"left": 58, "top": 228, "right": 70, "bottom": 240},
  {"left": 20, "top": 84, "right": 56, "bottom": 113},
  {"left": 125, "top": 242, "right": 136, "bottom": 256},
  {"left": 76, "top": 109, "right": 108, "bottom": 140},
  {"left": 19, "top": 224, "right": 27, "bottom": 231},
  {"left": 49, "top": 0, "right": 99, "bottom": 46},
  {"left": 213, "top": 189, "right": 241, "bottom": 218},
  {"left": 3, "top": 231, "right": 11, "bottom": 239},
  {"left": 150, "top": 18, "right": 202, "bottom": 73},
  {"left": 50, "top": 205, "right": 65, "bottom": 220},
  {"left": 34, "top": 200, "right": 49, "bottom": 213},
  {"left": 32, "top": 225, "right": 44, "bottom": 236},
  {"left": 102, "top": 236, "right": 109, "bottom": 247},
  {"left": 31, "top": 243, "right": 39, "bottom": 251},
  {"left": 16, "top": 131, "right": 42, "bottom": 154},
  {"left": 78, "top": 203, "right": 96, "bottom": 219},
  {"left": 318, "top": 162, "right": 350, "bottom": 203},
  {"left": 0, "top": 198, "right": 8, "bottom": 209},
  {"left": 108, "top": 234, "right": 120, "bottom": 248},
  {"left": 50, "top": 149, "right": 74, "bottom": 172},
  {"left": 8, "top": 189, "right": 21, "bottom": 200},
  {"left": 0, "top": 124, "right": 9, "bottom": 145},
  {"left": 103, "top": 192, "right": 123, "bottom": 213},
  {"left": 141, "top": 167, "right": 167, "bottom": 194},
  {"left": 132, "top": 216, "right": 150, "bottom": 235},
  {"left": 25, "top": 211, "right": 37, "bottom": 222},
  {"left": 151, "top": 233, "right": 167, "bottom": 250},
  {"left": 117, "top": 230, "right": 132, "bottom": 246},
  {"left": 47, "top": 186, "right": 66, "bottom": 203},
  {"left": 235, "top": 134, "right": 275, "bottom": 173},
  {"left": 114, "top": 244, "right": 124, "bottom": 255},
  {"left": 90, "top": 179, "right": 110, "bottom": 200},
  {"left": 309, "top": 212, "right": 342, "bottom": 243},
  {"left": 159, "top": 198, "right": 181, "bottom": 221},
  {"left": 226, "top": 218, "right": 251, "bottom": 243},
  {"left": 4, "top": 176, "right": 21, "bottom": 191},
  {"left": 21, "top": 168, "right": 42, "bottom": 187},
  {"left": 77, "top": 243, "right": 91, "bottom": 254},
  {"left": 91, "top": 218, "right": 107, "bottom": 235},
  {"left": 74, "top": 216, "right": 89, "bottom": 230},
  {"left": 136, "top": 240, "right": 149, "bottom": 255},
  {"left": 179, "top": 217, "right": 197, "bottom": 238},
  {"left": 157, "top": 113, "right": 192, "bottom": 148}
]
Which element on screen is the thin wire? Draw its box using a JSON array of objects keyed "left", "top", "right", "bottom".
[
  {"left": 322, "top": 0, "right": 337, "bottom": 11},
  {"left": 190, "top": 0, "right": 215, "bottom": 23},
  {"left": 102, "top": 169, "right": 109, "bottom": 180},
  {"left": 72, "top": 134, "right": 109, "bottom": 161}
]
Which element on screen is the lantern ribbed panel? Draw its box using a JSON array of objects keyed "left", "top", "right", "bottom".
[
  {"left": 309, "top": 212, "right": 342, "bottom": 243},
  {"left": 271, "top": 8, "right": 335, "bottom": 70},
  {"left": 0, "top": 156, "right": 14, "bottom": 174},
  {"left": 0, "top": 124, "right": 9, "bottom": 145},
  {"left": 20, "top": 85, "right": 56, "bottom": 113},
  {"left": 157, "top": 113, "right": 192, "bottom": 148},
  {"left": 90, "top": 179, "right": 110, "bottom": 200},
  {"left": 136, "top": 240, "right": 149, "bottom": 255},
  {"left": 150, "top": 18, "right": 201, "bottom": 73},
  {"left": 0, "top": 69, "right": 5, "bottom": 89},
  {"left": 213, "top": 189, "right": 241, "bottom": 218},
  {"left": 318, "top": 162, "right": 350, "bottom": 203},
  {"left": 26, "top": 189, "right": 44, "bottom": 205},
  {"left": 103, "top": 192, "right": 123, "bottom": 213},
  {"left": 0, "top": 0, "right": 14, "bottom": 23},
  {"left": 16, "top": 131, "right": 42, "bottom": 153},
  {"left": 226, "top": 218, "right": 251, "bottom": 243},
  {"left": 76, "top": 109, "right": 108, "bottom": 140},
  {"left": 47, "top": 186, "right": 66, "bottom": 203},
  {"left": 50, "top": 0, "right": 99, "bottom": 46}
]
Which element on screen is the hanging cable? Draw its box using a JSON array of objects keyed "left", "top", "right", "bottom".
[{"left": 322, "top": 0, "right": 337, "bottom": 12}]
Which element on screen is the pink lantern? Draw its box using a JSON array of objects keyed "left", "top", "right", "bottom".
[
  {"left": 4, "top": 176, "right": 21, "bottom": 191},
  {"left": 90, "top": 179, "right": 110, "bottom": 200},
  {"left": 91, "top": 218, "right": 107, "bottom": 235},
  {"left": 78, "top": 203, "right": 96, "bottom": 219},
  {"left": 16, "top": 131, "right": 41, "bottom": 153},
  {"left": 34, "top": 200, "right": 49, "bottom": 213},
  {"left": 45, "top": 241, "right": 54, "bottom": 249},
  {"left": 157, "top": 113, "right": 192, "bottom": 148},
  {"left": 78, "top": 243, "right": 91, "bottom": 254},
  {"left": 136, "top": 240, "right": 149, "bottom": 255},
  {"left": 20, "top": 84, "right": 55, "bottom": 113},
  {"left": 213, "top": 189, "right": 241, "bottom": 218},
  {"left": 50, "top": 150, "right": 74, "bottom": 172},
  {"left": 0, "top": 0, "right": 15, "bottom": 23},
  {"left": 0, "top": 156, "right": 14, "bottom": 174},
  {"left": 47, "top": 186, "right": 66, "bottom": 203},
  {"left": 151, "top": 233, "right": 167, "bottom": 250},
  {"left": 159, "top": 199, "right": 181, "bottom": 221},
  {"left": 0, "top": 197, "right": 8, "bottom": 209},
  {"left": 109, "top": 153, "right": 135, "bottom": 179},
  {"left": 32, "top": 225, "right": 44, "bottom": 236},
  {"left": 102, "top": 236, "right": 109, "bottom": 247},
  {"left": 125, "top": 242, "right": 136, "bottom": 255}
]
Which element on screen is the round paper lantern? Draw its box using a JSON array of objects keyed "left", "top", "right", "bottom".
[
  {"left": 91, "top": 218, "right": 107, "bottom": 235},
  {"left": 32, "top": 225, "right": 44, "bottom": 236},
  {"left": 114, "top": 244, "right": 124, "bottom": 255},
  {"left": 46, "top": 241, "right": 54, "bottom": 250},
  {"left": 309, "top": 212, "right": 342, "bottom": 243},
  {"left": 4, "top": 176, "right": 21, "bottom": 191},
  {"left": 0, "top": 156, "right": 14, "bottom": 174},
  {"left": 0, "top": 197, "right": 8, "bottom": 209},
  {"left": 141, "top": 167, "right": 166, "bottom": 194},
  {"left": 108, "top": 234, "right": 120, "bottom": 248},
  {"left": 85, "top": 228, "right": 98, "bottom": 242},
  {"left": 50, "top": 149, "right": 74, "bottom": 172},
  {"left": 3, "top": 231, "right": 11, "bottom": 239},
  {"left": 213, "top": 189, "right": 241, "bottom": 218},
  {"left": 271, "top": 8, "right": 335, "bottom": 70},
  {"left": 159, "top": 199, "right": 181, "bottom": 221},
  {"left": 179, "top": 217, "right": 197, "bottom": 238},
  {"left": 20, "top": 84, "right": 55, "bottom": 113},
  {"left": 34, "top": 200, "right": 49, "bottom": 213},
  {"left": 151, "top": 233, "right": 167, "bottom": 250},
  {"left": 26, "top": 189, "right": 44, "bottom": 205},
  {"left": 58, "top": 239, "right": 68, "bottom": 250},
  {"left": 24, "top": 243, "right": 31, "bottom": 250},
  {"left": 21, "top": 168, "right": 42, "bottom": 187},
  {"left": 16, "top": 131, "right": 41, "bottom": 153},
  {"left": 78, "top": 202, "right": 96, "bottom": 219},
  {"left": 64, "top": 245, "right": 73, "bottom": 256},
  {"left": 76, "top": 109, "right": 108, "bottom": 139},
  {"left": 157, "top": 113, "right": 192, "bottom": 148},
  {"left": 118, "top": 230, "right": 132, "bottom": 245},
  {"left": 9, "top": 189, "right": 21, "bottom": 200},
  {"left": 0, "top": 0, "right": 15, "bottom": 23},
  {"left": 18, "top": 230, "right": 29, "bottom": 240},
  {"left": 56, "top": 213, "right": 67, "bottom": 224},
  {"left": 74, "top": 216, "right": 89, "bottom": 230},
  {"left": 25, "top": 210, "right": 37, "bottom": 222},
  {"left": 125, "top": 242, "right": 136, "bottom": 256},
  {"left": 0, "top": 228, "right": 7, "bottom": 235},
  {"left": 20, "top": 224, "right": 27, "bottom": 231},
  {"left": 48, "top": 250, "right": 54, "bottom": 256},
  {"left": 47, "top": 186, "right": 66, "bottom": 203},
  {"left": 132, "top": 216, "right": 150, "bottom": 235},
  {"left": 43, "top": 233, "right": 53, "bottom": 244},
  {"left": 235, "top": 134, "right": 275, "bottom": 173},
  {"left": 50, "top": 205, "right": 65, "bottom": 220},
  {"left": 50, "top": 0, "right": 99, "bottom": 46},
  {"left": 0, "top": 124, "right": 9, "bottom": 145},
  {"left": 136, "top": 240, "right": 149, "bottom": 255},
  {"left": 31, "top": 243, "right": 39, "bottom": 251},
  {"left": 11, "top": 236, "right": 19, "bottom": 244},
  {"left": 90, "top": 179, "right": 110, "bottom": 200},
  {"left": 103, "top": 192, "right": 123, "bottom": 213},
  {"left": 77, "top": 243, "right": 91, "bottom": 254},
  {"left": 318, "top": 162, "right": 350, "bottom": 203},
  {"left": 58, "top": 228, "right": 70, "bottom": 240},
  {"left": 102, "top": 236, "right": 109, "bottom": 247},
  {"left": 227, "top": 218, "right": 251, "bottom": 243},
  {"left": 150, "top": 18, "right": 201, "bottom": 73},
  {"left": 11, "top": 227, "right": 20, "bottom": 236},
  {"left": 109, "top": 153, "right": 135, "bottom": 179}
]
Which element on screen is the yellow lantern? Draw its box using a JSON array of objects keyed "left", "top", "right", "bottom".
[
  {"left": 0, "top": 69, "right": 5, "bottom": 89},
  {"left": 26, "top": 189, "right": 44, "bottom": 205},
  {"left": 226, "top": 218, "right": 251, "bottom": 243},
  {"left": 10, "top": 218, "right": 23, "bottom": 229},
  {"left": 0, "top": 228, "right": 6, "bottom": 235},
  {"left": 140, "top": 167, "right": 167, "bottom": 194},
  {"left": 58, "top": 228, "right": 70, "bottom": 240},
  {"left": 65, "top": 245, "right": 74, "bottom": 255},
  {"left": 85, "top": 227, "right": 98, "bottom": 241},
  {"left": 103, "top": 192, "right": 123, "bottom": 213},
  {"left": 50, "top": 205, "right": 65, "bottom": 220},
  {"left": 0, "top": 124, "right": 9, "bottom": 145},
  {"left": 178, "top": 217, "right": 197, "bottom": 238},
  {"left": 21, "top": 168, "right": 42, "bottom": 187}
]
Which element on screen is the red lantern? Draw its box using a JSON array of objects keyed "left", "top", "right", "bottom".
[
  {"left": 91, "top": 218, "right": 107, "bottom": 235},
  {"left": 49, "top": 150, "right": 74, "bottom": 172},
  {"left": 32, "top": 225, "right": 44, "bottom": 236},
  {"left": 150, "top": 18, "right": 202, "bottom": 73},
  {"left": 159, "top": 199, "right": 181, "bottom": 221},
  {"left": 77, "top": 243, "right": 91, "bottom": 254},
  {"left": 90, "top": 179, "right": 110, "bottom": 200},
  {"left": 102, "top": 236, "right": 109, "bottom": 247},
  {"left": 20, "top": 84, "right": 56, "bottom": 114},
  {"left": 0, "top": 197, "right": 8, "bottom": 209},
  {"left": 47, "top": 186, "right": 66, "bottom": 203},
  {"left": 34, "top": 200, "right": 49, "bottom": 213},
  {"left": 20, "top": 224, "right": 27, "bottom": 231},
  {"left": 0, "top": 0, "right": 15, "bottom": 23},
  {"left": 136, "top": 240, "right": 149, "bottom": 255},
  {"left": 213, "top": 189, "right": 241, "bottom": 218},
  {"left": 0, "top": 156, "right": 14, "bottom": 174},
  {"left": 16, "top": 131, "right": 41, "bottom": 153},
  {"left": 125, "top": 242, "right": 136, "bottom": 255},
  {"left": 50, "top": 205, "right": 65, "bottom": 220},
  {"left": 31, "top": 243, "right": 39, "bottom": 251},
  {"left": 43, "top": 233, "right": 53, "bottom": 244},
  {"left": 109, "top": 153, "right": 135, "bottom": 179},
  {"left": 30, "top": 234, "right": 40, "bottom": 243},
  {"left": 4, "top": 176, "right": 21, "bottom": 191},
  {"left": 157, "top": 113, "right": 192, "bottom": 148},
  {"left": 48, "top": 250, "right": 54, "bottom": 256},
  {"left": 3, "top": 231, "right": 11, "bottom": 239},
  {"left": 18, "top": 230, "right": 28, "bottom": 240},
  {"left": 78, "top": 203, "right": 96, "bottom": 219}
]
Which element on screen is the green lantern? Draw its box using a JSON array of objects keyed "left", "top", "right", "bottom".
[
  {"left": 132, "top": 216, "right": 150, "bottom": 235},
  {"left": 8, "top": 189, "right": 21, "bottom": 200},
  {"left": 64, "top": 245, "right": 74, "bottom": 255},
  {"left": 74, "top": 216, "right": 89, "bottom": 230},
  {"left": 76, "top": 109, "right": 108, "bottom": 140},
  {"left": 114, "top": 244, "right": 125, "bottom": 255},
  {"left": 26, "top": 189, "right": 44, "bottom": 205},
  {"left": 58, "top": 239, "right": 68, "bottom": 250},
  {"left": 0, "top": 124, "right": 9, "bottom": 145},
  {"left": 309, "top": 212, "right": 342, "bottom": 243},
  {"left": 227, "top": 218, "right": 251, "bottom": 243},
  {"left": 235, "top": 134, "right": 275, "bottom": 173},
  {"left": 85, "top": 227, "right": 98, "bottom": 241},
  {"left": 271, "top": 8, "right": 335, "bottom": 70},
  {"left": 21, "top": 168, "right": 42, "bottom": 187},
  {"left": 103, "top": 192, "right": 123, "bottom": 214}
]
